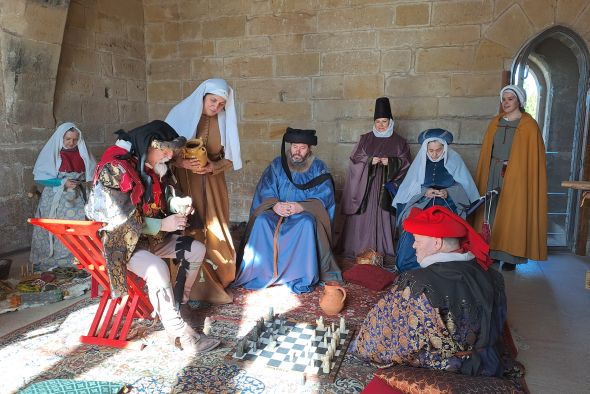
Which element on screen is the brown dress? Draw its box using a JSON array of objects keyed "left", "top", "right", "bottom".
[{"left": 174, "top": 114, "right": 236, "bottom": 304}]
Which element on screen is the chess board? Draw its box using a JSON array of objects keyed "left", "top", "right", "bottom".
[{"left": 224, "top": 317, "right": 355, "bottom": 383}]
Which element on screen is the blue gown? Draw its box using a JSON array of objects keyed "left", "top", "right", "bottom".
[
  {"left": 396, "top": 159, "right": 461, "bottom": 272},
  {"left": 233, "top": 156, "right": 336, "bottom": 293}
]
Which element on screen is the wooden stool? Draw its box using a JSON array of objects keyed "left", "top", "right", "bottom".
[{"left": 28, "top": 219, "right": 153, "bottom": 349}]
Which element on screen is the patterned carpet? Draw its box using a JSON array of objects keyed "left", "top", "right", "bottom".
[
  {"left": 1, "top": 268, "right": 527, "bottom": 393},
  {"left": 0, "top": 283, "right": 384, "bottom": 394}
]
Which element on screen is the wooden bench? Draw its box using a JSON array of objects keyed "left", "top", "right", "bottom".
[{"left": 28, "top": 218, "right": 153, "bottom": 349}]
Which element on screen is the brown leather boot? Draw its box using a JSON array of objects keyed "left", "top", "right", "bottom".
[{"left": 170, "top": 325, "right": 220, "bottom": 354}]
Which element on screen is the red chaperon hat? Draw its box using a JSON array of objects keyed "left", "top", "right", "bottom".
[{"left": 403, "top": 206, "right": 492, "bottom": 270}]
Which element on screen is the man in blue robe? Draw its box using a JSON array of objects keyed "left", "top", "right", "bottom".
[{"left": 233, "top": 127, "right": 342, "bottom": 293}]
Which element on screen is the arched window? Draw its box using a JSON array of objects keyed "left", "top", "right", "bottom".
[{"left": 512, "top": 26, "right": 590, "bottom": 249}]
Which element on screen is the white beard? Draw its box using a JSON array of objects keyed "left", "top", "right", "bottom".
[{"left": 153, "top": 161, "right": 169, "bottom": 179}]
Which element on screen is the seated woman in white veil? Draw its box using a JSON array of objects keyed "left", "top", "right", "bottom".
[
  {"left": 393, "top": 128, "right": 479, "bottom": 272},
  {"left": 30, "top": 122, "right": 96, "bottom": 271}
]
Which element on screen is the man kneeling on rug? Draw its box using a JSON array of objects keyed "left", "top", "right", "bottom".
[
  {"left": 352, "top": 206, "right": 506, "bottom": 377},
  {"left": 85, "top": 120, "right": 220, "bottom": 354},
  {"left": 232, "top": 127, "right": 342, "bottom": 293}
]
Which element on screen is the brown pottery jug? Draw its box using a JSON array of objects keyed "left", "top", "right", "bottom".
[
  {"left": 319, "top": 281, "right": 347, "bottom": 316},
  {"left": 183, "top": 138, "right": 208, "bottom": 171}
]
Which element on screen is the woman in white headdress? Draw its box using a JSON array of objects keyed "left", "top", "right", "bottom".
[
  {"left": 472, "top": 85, "right": 547, "bottom": 271},
  {"left": 30, "top": 122, "right": 96, "bottom": 271},
  {"left": 165, "top": 78, "right": 242, "bottom": 304},
  {"left": 392, "top": 128, "right": 479, "bottom": 272}
]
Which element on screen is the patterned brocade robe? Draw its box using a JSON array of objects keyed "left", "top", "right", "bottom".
[
  {"left": 86, "top": 148, "right": 179, "bottom": 298},
  {"left": 353, "top": 260, "right": 506, "bottom": 377}
]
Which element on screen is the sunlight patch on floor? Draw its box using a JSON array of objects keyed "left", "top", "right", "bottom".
[{"left": 238, "top": 286, "right": 301, "bottom": 336}]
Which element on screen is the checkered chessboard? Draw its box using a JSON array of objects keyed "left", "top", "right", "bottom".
[{"left": 225, "top": 317, "right": 355, "bottom": 382}]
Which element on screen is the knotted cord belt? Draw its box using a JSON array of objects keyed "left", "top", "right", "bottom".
[{"left": 272, "top": 216, "right": 284, "bottom": 278}]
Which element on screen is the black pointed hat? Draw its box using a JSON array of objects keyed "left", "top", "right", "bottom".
[{"left": 374, "top": 97, "right": 393, "bottom": 120}]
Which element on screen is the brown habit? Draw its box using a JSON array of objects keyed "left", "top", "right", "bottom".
[
  {"left": 472, "top": 113, "right": 548, "bottom": 261},
  {"left": 174, "top": 115, "right": 236, "bottom": 304}
]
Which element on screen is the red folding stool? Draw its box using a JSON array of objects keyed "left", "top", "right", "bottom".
[{"left": 28, "top": 218, "right": 154, "bottom": 349}]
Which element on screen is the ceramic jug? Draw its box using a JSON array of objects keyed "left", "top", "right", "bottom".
[
  {"left": 319, "top": 281, "right": 347, "bottom": 316},
  {"left": 183, "top": 138, "right": 208, "bottom": 170}
]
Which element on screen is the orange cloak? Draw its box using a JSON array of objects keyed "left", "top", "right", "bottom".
[{"left": 473, "top": 113, "right": 548, "bottom": 261}]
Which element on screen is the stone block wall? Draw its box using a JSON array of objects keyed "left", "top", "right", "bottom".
[
  {"left": 54, "top": 0, "right": 148, "bottom": 156},
  {"left": 2, "top": 0, "right": 590, "bottom": 254},
  {"left": 144, "top": 0, "right": 590, "bottom": 223},
  {"left": 0, "top": 0, "right": 147, "bottom": 255}
]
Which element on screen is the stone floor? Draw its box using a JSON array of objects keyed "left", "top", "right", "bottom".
[{"left": 1, "top": 250, "right": 589, "bottom": 394}]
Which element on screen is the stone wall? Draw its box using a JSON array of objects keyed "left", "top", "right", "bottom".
[
  {"left": 0, "top": 0, "right": 70, "bottom": 254},
  {"left": 2, "top": 1, "right": 590, "bottom": 254},
  {"left": 144, "top": 0, "right": 590, "bottom": 223},
  {"left": 0, "top": 0, "right": 147, "bottom": 255}
]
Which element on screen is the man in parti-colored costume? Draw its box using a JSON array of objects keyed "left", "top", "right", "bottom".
[{"left": 85, "top": 120, "right": 220, "bottom": 353}]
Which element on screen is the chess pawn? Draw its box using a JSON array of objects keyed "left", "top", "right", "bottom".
[
  {"left": 236, "top": 338, "right": 245, "bottom": 357},
  {"left": 316, "top": 316, "right": 324, "bottom": 330},
  {"left": 203, "top": 317, "right": 212, "bottom": 335},
  {"left": 322, "top": 356, "right": 331, "bottom": 373}
]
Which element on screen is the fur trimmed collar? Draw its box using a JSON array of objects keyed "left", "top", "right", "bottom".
[{"left": 419, "top": 251, "right": 475, "bottom": 268}]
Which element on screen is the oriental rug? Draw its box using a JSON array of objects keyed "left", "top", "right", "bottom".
[
  {"left": 0, "top": 283, "right": 383, "bottom": 394},
  {"left": 1, "top": 278, "right": 527, "bottom": 394}
]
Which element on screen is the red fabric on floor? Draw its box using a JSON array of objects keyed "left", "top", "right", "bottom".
[
  {"left": 362, "top": 375, "right": 403, "bottom": 394},
  {"left": 343, "top": 264, "right": 397, "bottom": 291}
]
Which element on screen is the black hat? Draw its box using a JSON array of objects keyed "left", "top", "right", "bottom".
[
  {"left": 374, "top": 97, "right": 393, "bottom": 120},
  {"left": 284, "top": 127, "right": 317, "bottom": 146},
  {"left": 114, "top": 120, "right": 185, "bottom": 204}
]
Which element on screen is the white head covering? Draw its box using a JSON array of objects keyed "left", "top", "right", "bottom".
[
  {"left": 164, "top": 78, "right": 242, "bottom": 170},
  {"left": 500, "top": 84, "right": 526, "bottom": 108},
  {"left": 372, "top": 118, "right": 395, "bottom": 138},
  {"left": 33, "top": 122, "right": 96, "bottom": 181},
  {"left": 392, "top": 137, "right": 480, "bottom": 206}
]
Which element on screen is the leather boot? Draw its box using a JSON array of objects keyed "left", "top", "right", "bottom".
[
  {"left": 153, "top": 286, "right": 221, "bottom": 353},
  {"left": 169, "top": 325, "right": 221, "bottom": 354}
]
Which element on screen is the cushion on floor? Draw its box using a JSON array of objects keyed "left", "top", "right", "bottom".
[
  {"left": 343, "top": 264, "right": 397, "bottom": 291},
  {"left": 20, "top": 379, "right": 127, "bottom": 394},
  {"left": 361, "top": 375, "right": 404, "bottom": 393},
  {"left": 375, "top": 365, "right": 525, "bottom": 394}
]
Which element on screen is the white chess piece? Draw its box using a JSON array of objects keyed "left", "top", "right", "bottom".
[
  {"left": 316, "top": 316, "right": 324, "bottom": 330},
  {"left": 203, "top": 317, "right": 212, "bottom": 335},
  {"left": 339, "top": 316, "right": 346, "bottom": 332},
  {"left": 268, "top": 306, "right": 274, "bottom": 321},
  {"left": 322, "top": 355, "right": 330, "bottom": 373}
]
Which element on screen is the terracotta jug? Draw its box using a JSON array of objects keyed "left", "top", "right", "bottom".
[
  {"left": 183, "top": 138, "right": 208, "bottom": 170},
  {"left": 319, "top": 281, "right": 347, "bottom": 316}
]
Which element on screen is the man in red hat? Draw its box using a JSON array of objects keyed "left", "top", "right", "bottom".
[{"left": 353, "top": 206, "right": 508, "bottom": 377}]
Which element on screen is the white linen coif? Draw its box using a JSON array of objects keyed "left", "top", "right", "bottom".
[
  {"left": 32, "top": 122, "right": 96, "bottom": 181},
  {"left": 392, "top": 137, "right": 480, "bottom": 206},
  {"left": 164, "top": 78, "right": 242, "bottom": 170}
]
